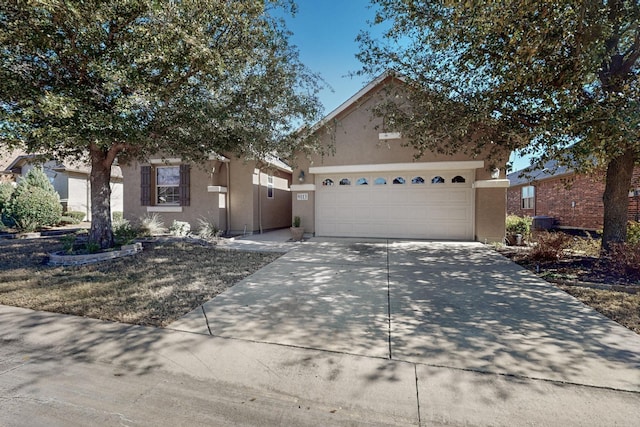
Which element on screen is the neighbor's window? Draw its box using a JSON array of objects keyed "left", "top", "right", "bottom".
[
  {"left": 522, "top": 185, "right": 535, "bottom": 209},
  {"left": 267, "top": 175, "right": 274, "bottom": 199},
  {"left": 157, "top": 166, "right": 180, "bottom": 205}
]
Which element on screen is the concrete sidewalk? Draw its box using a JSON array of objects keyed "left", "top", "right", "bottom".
[
  {"left": 2, "top": 304, "right": 640, "bottom": 426},
  {"left": 216, "top": 228, "right": 304, "bottom": 253}
]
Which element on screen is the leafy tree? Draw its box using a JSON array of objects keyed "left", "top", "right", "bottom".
[
  {"left": 1, "top": 0, "right": 323, "bottom": 248},
  {"left": 358, "top": 0, "right": 639, "bottom": 250}
]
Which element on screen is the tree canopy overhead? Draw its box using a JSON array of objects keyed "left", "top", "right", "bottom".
[
  {"left": 1, "top": 0, "right": 324, "bottom": 248},
  {"left": 358, "top": 0, "right": 640, "bottom": 248}
]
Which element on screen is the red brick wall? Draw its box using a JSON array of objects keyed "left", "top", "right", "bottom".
[{"left": 508, "top": 167, "right": 640, "bottom": 230}]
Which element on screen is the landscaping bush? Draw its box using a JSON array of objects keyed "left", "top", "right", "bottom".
[
  {"left": 196, "top": 216, "right": 220, "bottom": 240},
  {"left": 568, "top": 231, "right": 601, "bottom": 257},
  {"left": 0, "top": 182, "right": 15, "bottom": 225},
  {"left": 170, "top": 220, "right": 191, "bottom": 236},
  {"left": 6, "top": 186, "right": 63, "bottom": 232},
  {"left": 627, "top": 221, "right": 640, "bottom": 246},
  {"left": 607, "top": 242, "right": 640, "bottom": 278},
  {"left": 65, "top": 211, "right": 86, "bottom": 223},
  {"left": 113, "top": 217, "right": 138, "bottom": 246},
  {"left": 112, "top": 211, "right": 124, "bottom": 222},
  {"left": 137, "top": 213, "right": 166, "bottom": 236},
  {"left": 530, "top": 231, "right": 573, "bottom": 261},
  {"left": 506, "top": 215, "right": 531, "bottom": 236},
  {"left": 4, "top": 168, "right": 62, "bottom": 232}
]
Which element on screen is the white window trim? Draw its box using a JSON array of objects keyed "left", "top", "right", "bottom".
[
  {"left": 147, "top": 206, "right": 183, "bottom": 213},
  {"left": 156, "top": 165, "right": 181, "bottom": 206},
  {"left": 309, "top": 161, "right": 484, "bottom": 175}
]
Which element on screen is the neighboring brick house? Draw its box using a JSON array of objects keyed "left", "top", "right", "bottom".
[{"left": 508, "top": 161, "right": 640, "bottom": 230}]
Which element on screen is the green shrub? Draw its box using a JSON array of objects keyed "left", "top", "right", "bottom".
[
  {"left": 627, "top": 221, "right": 640, "bottom": 245},
  {"left": 64, "top": 211, "right": 86, "bottom": 223},
  {"left": 4, "top": 167, "right": 62, "bottom": 232},
  {"left": 0, "top": 182, "right": 14, "bottom": 210},
  {"left": 530, "top": 231, "right": 572, "bottom": 261},
  {"left": 506, "top": 215, "right": 531, "bottom": 236},
  {"left": 112, "top": 211, "right": 124, "bottom": 222},
  {"left": 113, "top": 217, "right": 138, "bottom": 246},
  {"left": 58, "top": 215, "right": 77, "bottom": 225},
  {"left": 169, "top": 220, "right": 191, "bottom": 236},
  {"left": 6, "top": 186, "right": 62, "bottom": 232}
]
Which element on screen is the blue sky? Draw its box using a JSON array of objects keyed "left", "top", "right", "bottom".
[
  {"left": 282, "top": 0, "right": 377, "bottom": 113},
  {"left": 282, "top": 1, "right": 528, "bottom": 172}
]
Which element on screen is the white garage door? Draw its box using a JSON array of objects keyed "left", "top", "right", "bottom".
[{"left": 315, "top": 170, "right": 473, "bottom": 240}]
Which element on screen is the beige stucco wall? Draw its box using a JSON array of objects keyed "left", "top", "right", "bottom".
[
  {"left": 122, "top": 159, "right": 227, "bottom": 233},
  {"left": 122, "top": 156, "right": 292, "bottom": 236},
  {"left": 475, "top": 187, "right": 507, "bottom": 243},
  {"left": 291, "top": 76, "right": 509, "bottom": 242}
]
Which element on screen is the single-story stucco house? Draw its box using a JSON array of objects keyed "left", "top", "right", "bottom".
[
  {"left": 289, "top": 73, "right": 510, "bottom": 243},
  {"left": 121, "top": 154, "right": 292, "bottom": 235},
  {"left": 121, "top": 73, "right": 510, "bottom": 241},
  {"left": 1, "top": 151, "right": 124, "bottom": 221}
]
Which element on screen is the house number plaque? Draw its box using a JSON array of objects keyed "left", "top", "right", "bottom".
[{"left": 296, "top": 193, "right": 309, "bottom": 201}]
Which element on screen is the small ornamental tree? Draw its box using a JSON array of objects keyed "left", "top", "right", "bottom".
[
  {"left": 0, "top": 1, "right": 323, "bottom": 249},
  {"left": 5, "top": 167, "right": 62, "bottom": 231}
]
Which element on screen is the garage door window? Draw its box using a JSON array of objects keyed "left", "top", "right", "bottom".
[
  {"left": 322, "top": 178, "right": 334, "bottom": 186},
  {"left": 411, "top": 176, "right": 425, "bottom": 184},
  {"left": 374, "top": 177, "right": 387, "bottom": 185},
  {"left": 393, "top": 177, "right": 405, "bottom": 184},
  {"left": 452, "top": 175, "right": 466, "bottom": 183},
  {"left": 431, "top": 176, "right": 445, "bottom": 184},
  {"left": 356, "top": 178, "right": 368, "bottom": 185},
  {"left": 339, "top": 178, "right": 351, "bottom": 185}
]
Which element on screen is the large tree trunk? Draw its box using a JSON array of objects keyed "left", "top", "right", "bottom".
[
  {"left": 602, "top": 148, "right": 635, "bottom": 251},
  {"left": 89, "top": 147, "right": 114, "bottom": 249}
]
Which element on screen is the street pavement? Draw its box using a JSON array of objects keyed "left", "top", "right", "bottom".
[{"left": 1, "top": 233, "right": 640, "bottom": 426}]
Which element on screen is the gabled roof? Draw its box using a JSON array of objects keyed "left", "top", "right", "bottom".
[
  {"left": 307, "top": 70, "right": 405, "bottom": 134},
  {"left": 1, "top": 152, "right": 123, "bottom": 179},
  {"left": 508, "top": 159, "right": 574, "bottom": 186}
]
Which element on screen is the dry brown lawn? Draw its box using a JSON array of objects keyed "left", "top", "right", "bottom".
[{"left": 0, "top": 237, "right": 280, "bottom": 327}]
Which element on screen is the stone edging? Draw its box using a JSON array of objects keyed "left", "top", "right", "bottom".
[{"left": 48, "top": 242, "right": 143, "bottom": 266}]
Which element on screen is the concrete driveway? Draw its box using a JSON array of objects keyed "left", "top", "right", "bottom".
[{"left": 170, "top": 239, "right": 640, "bottom": 392}]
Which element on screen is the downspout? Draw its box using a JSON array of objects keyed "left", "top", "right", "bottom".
[
  {"left": 86, "top": 174, "right": 91, "bottom": 221},
  {"left": 225, "top": 162, "right": 231, "bottom": 235},
  {"left": 258, "top": 168, "right": 263, "bottom": 234}
]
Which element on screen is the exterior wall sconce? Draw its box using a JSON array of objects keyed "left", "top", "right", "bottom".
[
  {"left": 298, "top": 170, "right": 305, "bottom": 183},
  {"left": 491, "top": 168, "right": 500, "bottom": 179}
]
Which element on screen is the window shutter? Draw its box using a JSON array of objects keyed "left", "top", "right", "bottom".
[
  {"left": 179, "top": 164, "right": 190, "bottom": 206},
  {"left": 141, "top": 166, "right": 151, "bottom": 206}
]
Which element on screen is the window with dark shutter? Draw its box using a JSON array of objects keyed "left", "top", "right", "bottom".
[
  {"left": 179, "top": 164, "right": 190, "bottom": 206},
  {"left": 141, "top": 165, "right": 151, "bottom": 206}
]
